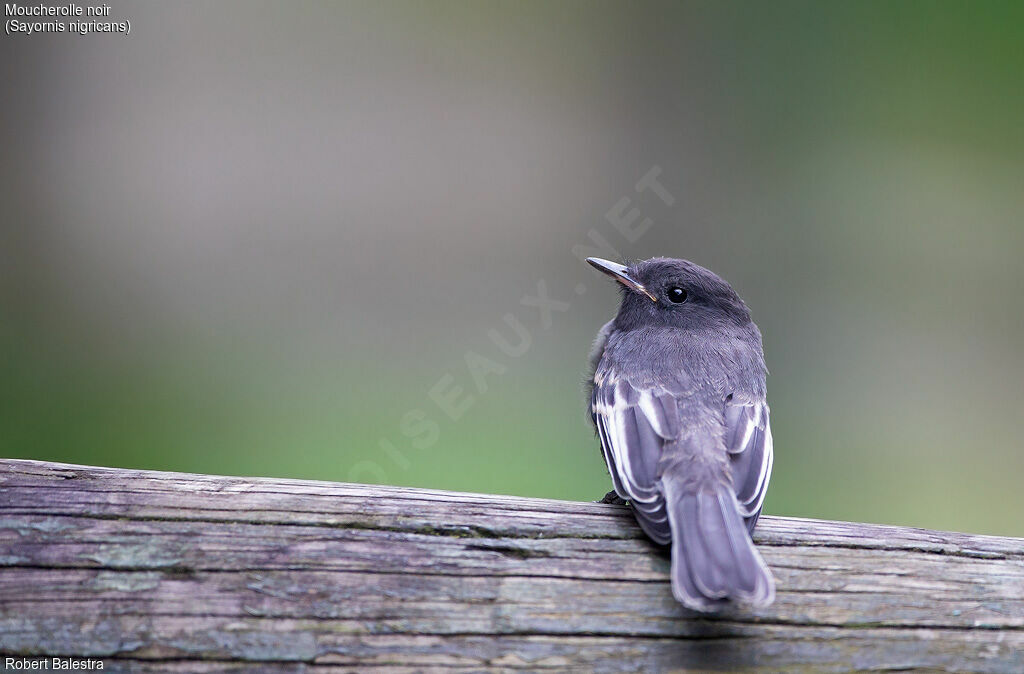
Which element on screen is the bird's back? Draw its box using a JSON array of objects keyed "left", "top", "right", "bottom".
[{"left": 590, "top": 322, "right": 774, "bottom": 610}]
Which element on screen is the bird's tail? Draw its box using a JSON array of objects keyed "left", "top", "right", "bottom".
[{"left": 661, "top": 470, "right": 775, "bottom": 611}]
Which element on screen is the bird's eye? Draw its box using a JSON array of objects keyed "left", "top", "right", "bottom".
[{"left": 666, "top": 287, "right": 688, "bottom": 304}]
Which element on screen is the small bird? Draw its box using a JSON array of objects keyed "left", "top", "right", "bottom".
[{"left": 586, "top": 256, "right": 775, "bottom": 611}]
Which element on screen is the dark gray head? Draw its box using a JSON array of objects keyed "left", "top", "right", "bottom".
[{"left": 587, "top": 256, "right": 753, "bottom": 331}]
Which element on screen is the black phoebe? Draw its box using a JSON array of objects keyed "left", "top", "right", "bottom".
[{"left": 586, "top": 256, "right": 775, "bottom": 611}]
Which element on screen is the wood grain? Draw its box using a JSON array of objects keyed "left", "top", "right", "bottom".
[{"left": 1, "top": 459, "right": 1021, "bottom": 672}]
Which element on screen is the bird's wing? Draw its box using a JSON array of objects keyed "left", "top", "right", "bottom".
[
  {"left": 723, "top": 399, "right": 773, "bottom": 531},
  {"left": 591, "top": 370, "right": 681, "bottom": 544}
]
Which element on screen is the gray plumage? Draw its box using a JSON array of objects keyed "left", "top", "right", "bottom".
[{"left": 587, "top": 256, "right": 775, "bottom": 611}]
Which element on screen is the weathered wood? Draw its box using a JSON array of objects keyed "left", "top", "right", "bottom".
[{"left": 0, "top": 459, "right": 1021, "bottom": 672}]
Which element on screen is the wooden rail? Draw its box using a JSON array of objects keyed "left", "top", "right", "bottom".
[{"left": 0, "top": 459, "right": 1021, "bottom": 672}]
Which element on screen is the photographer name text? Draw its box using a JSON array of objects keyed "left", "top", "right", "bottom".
[{"left": 4, "top": 658, "right": 103, "bottom": 670}]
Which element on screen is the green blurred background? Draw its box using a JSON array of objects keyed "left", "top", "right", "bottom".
[{"left": 2, "top": 1, "right": 1022, "bottom": 535}]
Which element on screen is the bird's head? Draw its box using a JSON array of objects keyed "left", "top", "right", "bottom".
[{"left": 586, "top": 256, "right": 752, "bottom": 330}]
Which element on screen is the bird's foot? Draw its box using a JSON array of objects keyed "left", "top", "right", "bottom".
[{"left": 596, "top": 490, "right": 628, "bottom": 505}]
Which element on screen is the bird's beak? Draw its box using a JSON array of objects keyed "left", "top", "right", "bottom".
[{"left": 586, "top": 257, "right": 658, "bottom": 303}]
